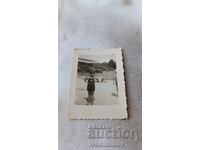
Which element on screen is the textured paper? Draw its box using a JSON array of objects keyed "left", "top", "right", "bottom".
[{"left": 68, "top": 48, "right": 127, "bottom": 119}]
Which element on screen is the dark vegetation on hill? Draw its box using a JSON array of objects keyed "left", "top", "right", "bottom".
[{"left": 78, "top": 59, "right": 116, "bottom": 73}]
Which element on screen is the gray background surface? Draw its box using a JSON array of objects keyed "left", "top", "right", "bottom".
[{"left": 58, "top": 0, "right": 142, "bottom": 149}]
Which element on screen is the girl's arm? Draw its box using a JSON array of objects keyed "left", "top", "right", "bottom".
[
  {"left": 84, "top": 78, "right": 88, "bottom": 82},
  {"left": 94, "top": 78, "right": 99, "bottom": 83}
]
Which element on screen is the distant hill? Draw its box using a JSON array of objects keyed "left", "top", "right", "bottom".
[{"left": 78, "top": 58, "right": 116, "bottom": 73}]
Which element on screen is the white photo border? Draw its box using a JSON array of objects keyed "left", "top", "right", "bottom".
[{"left": 68, "top": 48, "right": 127, "bottom": 119}]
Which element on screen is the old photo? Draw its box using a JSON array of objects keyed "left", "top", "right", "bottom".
[
  {"left": 75, "top": 54, "right": 118, "bottom": 105},
  {"left": 68, "top": 48, "right": 127, "bottom": 119}
]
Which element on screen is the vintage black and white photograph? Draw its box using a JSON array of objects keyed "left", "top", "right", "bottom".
[
  {"left": 75, "top": 54, "right": 118, "bottom": 105},
  {"left": 68, "top": 48, "right": 127, "bottom": 119}
]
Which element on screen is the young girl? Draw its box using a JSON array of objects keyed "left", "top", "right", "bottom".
[{"left": 84, "top": 72, "right": 98, "bottom": 105}]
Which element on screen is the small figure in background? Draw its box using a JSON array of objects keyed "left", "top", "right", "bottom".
[{"left": 113, "top": 71, "right": 118, "bottom": 93}]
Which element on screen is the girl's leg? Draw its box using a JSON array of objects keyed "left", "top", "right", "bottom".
[
  {"left": 91, "top": 91, "right": 94, "bottom": 105},
  {"left": 87, "top": 92, "right": 90, "bottom": 105}
]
